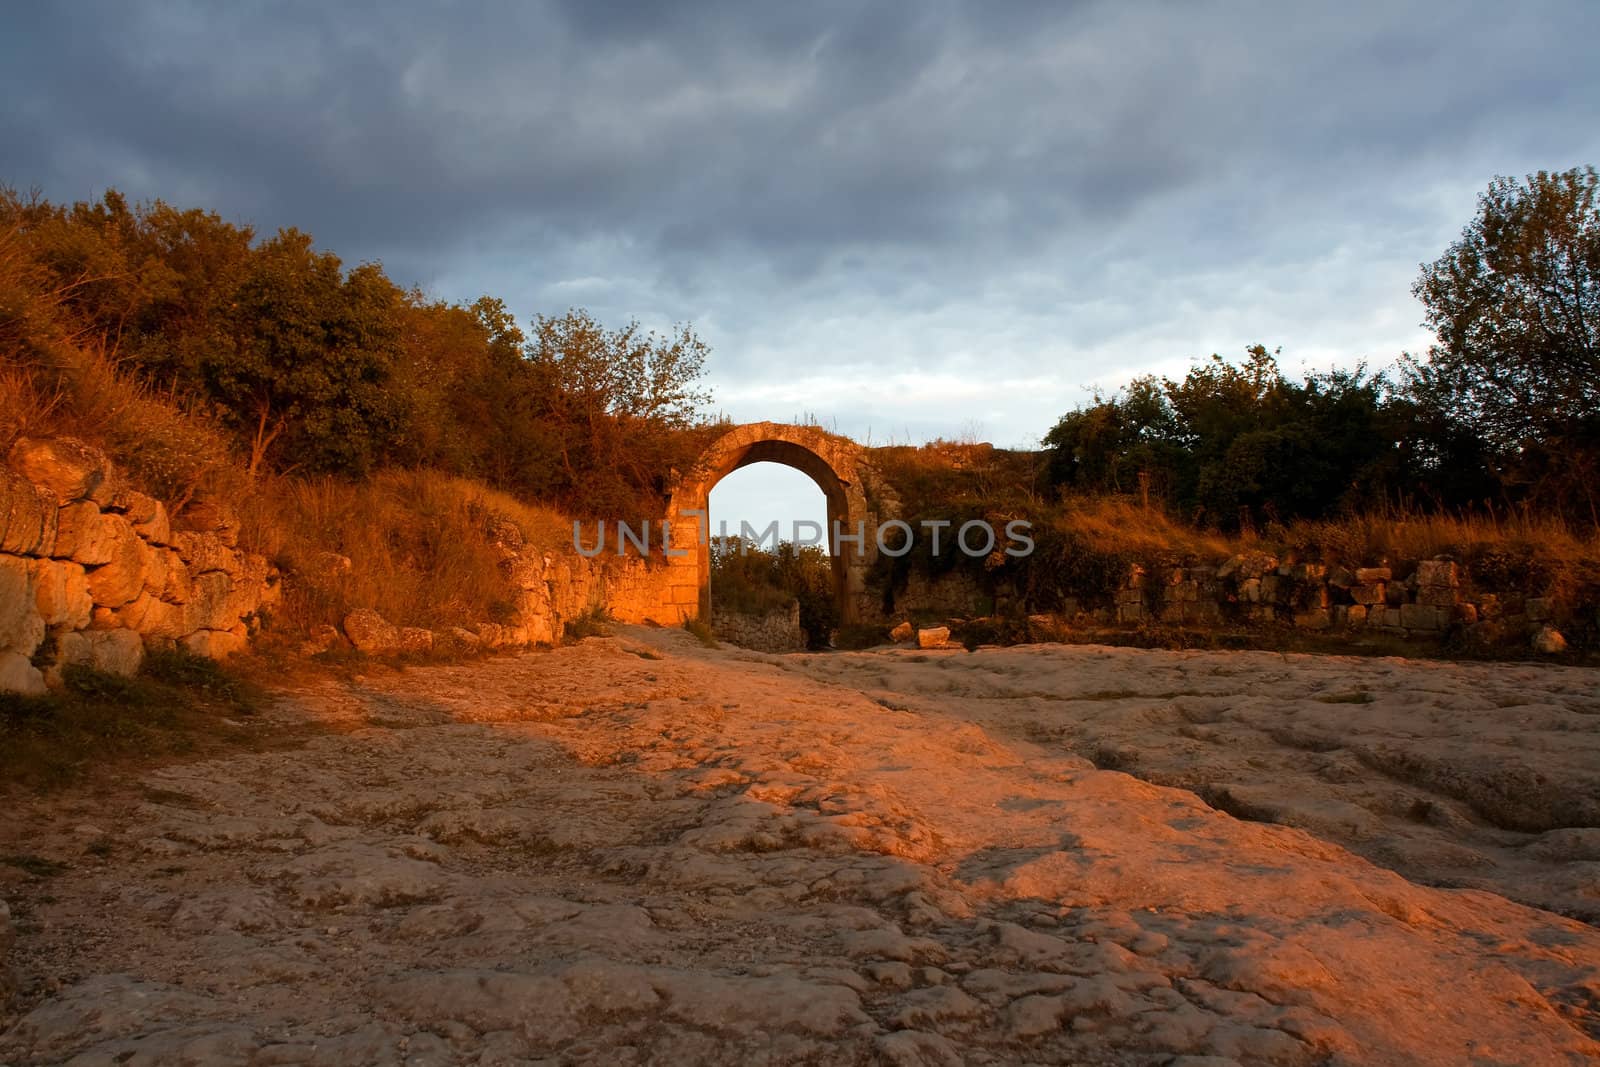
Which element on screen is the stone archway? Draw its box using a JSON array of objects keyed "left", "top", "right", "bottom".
[{"left": 661, "top": 422, "right": 896, "bottom": 625}]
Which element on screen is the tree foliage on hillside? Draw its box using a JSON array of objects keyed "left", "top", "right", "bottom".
[
  {"left": 1044, "top": 346, "right": 1423, "bottom": 529},
  {"left": 0, "top": 188, "right": 716, "bottom": 517}
]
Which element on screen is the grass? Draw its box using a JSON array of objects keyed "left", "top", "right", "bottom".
[
  {"left": 564, "top": 607, "right": 612, "bottom": 641},
  {"left": 683, "top": 617, "right": 719, "bottom": 648},
  {"left": 241, "top": 468, "right": 574, "bottom": 637},
  {"left": 0, "top": 649, "right": 266, "bottom": 791}
]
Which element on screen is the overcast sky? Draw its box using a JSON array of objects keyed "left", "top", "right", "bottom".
[{"left": 6, "top": 1, "right": 1598, "bottom": 525}]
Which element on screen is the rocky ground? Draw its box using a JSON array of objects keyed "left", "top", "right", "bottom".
[{"left": 0, "top": 630, "right": 1597, "bottom": 1065}]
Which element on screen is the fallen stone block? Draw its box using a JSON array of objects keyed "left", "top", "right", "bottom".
[
  {"left": 7, "top": 436, "right": 115, "bottom": 504},
  {"left": 1532, "top": 625, "right": 1568, "bottom": 655},
  {"left": 344, "top": 609, "right": 401, "bottom": 654}
]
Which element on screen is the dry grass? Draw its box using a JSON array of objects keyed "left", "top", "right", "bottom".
[
  {"left": 1051, "top": 496, "right": 1235, "bottom": 559},
  {"left": 243, "top": 469, "right": 572, "bottom": 635}
]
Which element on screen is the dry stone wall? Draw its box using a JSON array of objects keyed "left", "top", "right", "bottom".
[
  {"left": 889, "top": 550, "right": 1581, "bottom": 654},
  {"left": 0, "top": 438, "right": 280, "bottom": 694},
  {"left": 712, "top": 600, "right": 806, "bottom": 653}
]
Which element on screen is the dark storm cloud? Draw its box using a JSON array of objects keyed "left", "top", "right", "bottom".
[{"left": 4, "top": 1, "right": 1598, "bottom": 439}]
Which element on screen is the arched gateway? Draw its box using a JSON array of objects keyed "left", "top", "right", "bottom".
[{"left": 660, "top": 422, "right": 896, "bottom": 624}]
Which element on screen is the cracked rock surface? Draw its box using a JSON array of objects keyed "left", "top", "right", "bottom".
[{"left": 1, "top": 630, "right": 1597, "bottom": 1065}]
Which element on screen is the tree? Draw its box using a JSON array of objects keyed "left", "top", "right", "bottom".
[
  {"left": 526, "top": 308, "right": 712, "bottom": 425},
  {"left": 208, "top": 229, "right": 405, "bottom": 475},
  {"left": 1407, "top": 166, "right": 1600, "bottom": 520}
]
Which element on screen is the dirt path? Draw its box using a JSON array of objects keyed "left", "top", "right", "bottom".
[{"left": 1, "top": 630, "right": 1597, "bottom": 1065}]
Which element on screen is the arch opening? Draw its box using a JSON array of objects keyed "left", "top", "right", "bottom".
[{"left": 708, "top": 461, "right": 838, "bottom": 648}]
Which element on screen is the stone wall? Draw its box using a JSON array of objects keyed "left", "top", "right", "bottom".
[
  {"left": 881, "top": 551, "right": 1581, "bottom": 655},
  {"left": 1, "top": 438, "right": 279, "bottom": 694},
  {"left": 713, "top": 600, "right": 806, "bottom": 653}
]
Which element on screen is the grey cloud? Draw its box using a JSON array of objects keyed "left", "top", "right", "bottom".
[{"left": 4, "top": 0, "right": 1598, "bottom": 440}]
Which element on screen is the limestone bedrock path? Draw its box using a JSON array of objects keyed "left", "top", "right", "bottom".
[{"left": 1, "top": 630, "right": 1598, "bottom": 1066}]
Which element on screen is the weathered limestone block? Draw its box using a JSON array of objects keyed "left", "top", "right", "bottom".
[
  {"left": 344, "top": 609, "right": 400, "bottom": 654},
  {"left": 171, "top": 531, "right": 242, "bottom": 576},
  {"left": 158, "top": 550, "right": 192, "bottom": 604},
  {"left": 1259, "top": 575, "right": 1284, "bottom": 603},
  {"left": 1415, "top": 559, "right": 1458, "bottom": 587},
  {"left": 85, "top": 517, "right": 154, "bottom": 607},
  {"left": 1373, "top": 607, "right": 1404, "bottom": 630},
  {"left": 0, "top": 651, "right": 46, "bottom": 695},
  {"left": 7, "top": 437, "right": 116, "bottom": 504},
  {"left": 118, "top": 593, "right": 188, "bottom": 639},
  {"left": 31, "top": 558, "right": 92, "bottom": 629},
  {"left": 223, "top": 556, "right": 270, "bottom": 621},
  {"left": 1116, "top": 602, "right": 1144, "bottom": 624},
  {"left": 1326, "top": 566, "right": 1356, "bottom": 590},
  {"left": 1453, "top": 603, "right": 1479, "bottom": 624},
  {"left": 1399, "top": 603, "right": 1444, "bottom": 630},
  {"left": 1525, "top": 597, "right": 1553, "bottom": 622},
  {"left": 55, "top": 628, "right": 144, "bottom": 677},
  {"left": 1239, "top": 577, "right": 1262, "bottom": 603},
  {"left": 0, "top": 556, "right": 45, "bottom": 656},
  {"left": 397, "top": 627, "right": 435, "bottom": 654},
  {"left": 1350, "top": 582, "right": 1385, "bottom": 605},
  {"left": 177, "top": 499, "right": 239, "bottom": 547},
  {"left": 1343, "top": 604, "right": 1369, "bottom": 628},
  {"left": 916, "top": 626, "right": 951, "bottom": 649},
  {"left": 503, "top": 555, "right": 544, "bottom": 591},
  {"left": 133, "top": 499, "right": 171, "bottom": 546},
  {"left": 1354, "top": 566, "right": 1392, "bottom": 583},
  {"left": 889, "top": 620, "right": 914, "bottom": 643},
  {"left": 1416, "top": 585, "right": 1460, "bottom": 607},
  {"left": 182, "top": 629, "right": 248, "bottom": 660},
  {"left": 444, "top": 626, "right": 482, "bottom": 651},
  {"left": 183, "top": 571, "right": 235, "bottom": 632},
  {"left": 0, "top": 469, "right": 58, "bottom": 556},
  {"left": 1293, "top": 608, "right": 1331, "bottom": 630},
  {"left": 53, "top": 501, "right": 113, "bottom": 564}
]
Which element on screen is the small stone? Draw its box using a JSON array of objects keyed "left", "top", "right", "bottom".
[
  {"left": 890, "top": 620, "right": 914, "bottom": 643},
  {"left": 916, "top": 626, "right": 951, "bottom": 649},
  {"left": 182, "top": 629, "right": 248, "bottom": 660},
  {"left": 0, "top": 651, "right": 47, "bottom": 695},
  {"left": 1532, "top": 625, "right": 1567, "bottom": 655}
]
